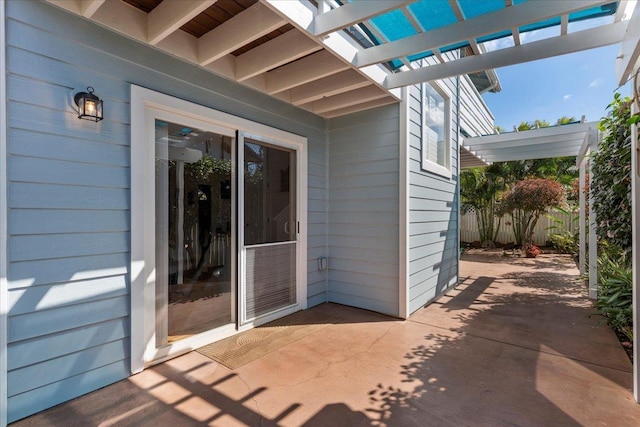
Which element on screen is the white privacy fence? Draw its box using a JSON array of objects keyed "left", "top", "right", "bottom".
[{"left": 460, "top": 209, "right": 578, "bottom": 246}]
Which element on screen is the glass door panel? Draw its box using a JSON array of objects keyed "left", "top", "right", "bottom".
[
  {"left": 155, "top": 120, "right": 235, "bottom": 346},
  {"left": 241, "top": 136, "right": 298, "bottom": 323}
]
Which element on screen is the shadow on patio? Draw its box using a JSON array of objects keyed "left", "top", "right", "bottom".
[{"left": 12, "top": 253, "right": 640, "bottom": 426}]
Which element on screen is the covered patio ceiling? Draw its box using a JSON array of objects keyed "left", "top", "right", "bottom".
[
  {"left": 45, "top": 0, "right": 637, "bottom": 118},
  {"left": 461, "top": 121, "right": 599, "bottom": 166}
]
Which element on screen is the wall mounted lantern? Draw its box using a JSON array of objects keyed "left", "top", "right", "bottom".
[{"left": 73, "top": 86, "right": 103, "bottom": 122}]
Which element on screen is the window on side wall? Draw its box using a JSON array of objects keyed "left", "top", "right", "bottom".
[{"left": 421, "top": 81, "right": 451, "bottom": 178}]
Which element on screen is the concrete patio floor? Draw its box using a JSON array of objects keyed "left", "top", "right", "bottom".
[{"left": 12, "top": 252, "right": 640, "bottom": 426}]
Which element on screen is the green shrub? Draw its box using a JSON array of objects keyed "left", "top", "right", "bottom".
[
  {"left": 595, "top": 246, "right": 633, "bottom": 341},
  {"left": 546, "top": 207, "right": 578, "bottom": 254}
]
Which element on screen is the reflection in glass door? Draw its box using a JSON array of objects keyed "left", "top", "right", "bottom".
[
  {"left": 155, "top": 120, "right": 235, "bottom": 346},
  {"left": 240, "top": 136, "right": 298, "bottom": 324}
]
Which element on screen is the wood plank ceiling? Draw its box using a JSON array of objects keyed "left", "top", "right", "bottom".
[{"left": 45, "top": 0, "right": 400, "bottom": 118}]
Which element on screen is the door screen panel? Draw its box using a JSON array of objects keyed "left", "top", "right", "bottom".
[{"left": 245, "top": 243, "right": 297, "bottom": 319}]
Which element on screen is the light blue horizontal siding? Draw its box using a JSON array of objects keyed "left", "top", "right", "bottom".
[
  {"left": 8, "top": 295, "right": 130, "bottom": 343},
  {"left": 407, "top": 73, "right": 460, "bottom": 315},
  {"left": 4, "top": 0, "right": 329, "bottom": 422},
  {"left": 7, "top": 318, "right": 128, "bottom": 371},
  {"left": 9, "top": 209, "right": 129, "bottom": 235},
  {"left": 8, "top": 253, "right": 129, "bottom": 289},
  {"left": 328, "top": 104, "right": 400, "bottom": 317},
  {"left": 7, "top": 361, "right": 130, "bottom": 423},
  {"left": 459, "top": 75, "right": 495, "bottom": 137},
  {"left": 8, "top": 275, "right": 128, "bottom": 316}
]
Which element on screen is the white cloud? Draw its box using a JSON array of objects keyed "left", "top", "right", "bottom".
[
  {"left": 589, "top": 78, "right": 604, "bottom": 88},
  {"left": 481, "top": 36, "right": 515, "bottom": 52},
  {"left": 563, "top": 94, "right": 572, "bottom": 101}
]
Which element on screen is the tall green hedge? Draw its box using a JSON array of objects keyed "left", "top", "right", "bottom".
[{"left": 590, "top": 93, "right": 632, "bottom": 253}]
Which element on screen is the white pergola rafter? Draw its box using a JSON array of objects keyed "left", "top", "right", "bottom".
[
  {"left": 354, "top": 0, "right": 610, "bottom": 68},
  {"left": 313, "top": 0, "right": 415, "bottom": 37},
  {"left": 385, "top": 22, "right": 627, "bottom": 89}
]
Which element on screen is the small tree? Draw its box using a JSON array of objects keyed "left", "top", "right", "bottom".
[{"left": 499, "top": 178, "right": 566, "bottom": 246}]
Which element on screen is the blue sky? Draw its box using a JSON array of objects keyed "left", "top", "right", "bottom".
[{"left": 481, "top": 17, "right": 631, "bottom": 131}]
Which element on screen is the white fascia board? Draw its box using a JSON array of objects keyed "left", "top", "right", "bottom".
[
  {"left": 467, "top": 133, "right": 588, "bottom": 151},
  {"left": 147, "top": 0, "right": 217, "bottom": 45},
  {"left": 386, "top": 22, "right": 627, "bottom": 89},
  {"left": 482, "top": 147, "right": 583, "bottom": 162},
  {"left": 616, "top": 0, "right": 640, "bottom": 85},
  {"left": 464, "top": 122, "right": 597, "bottom": 145},
  {"left": 313, "top": 0, "right": 415, "bottom": 36},
  {"left": 357, "top": 0, "right": 611, "bottom": 67},
  {"left": 470, "top": 138, "right": 585, "bottom": 154}
]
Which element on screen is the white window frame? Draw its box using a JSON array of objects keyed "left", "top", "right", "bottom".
[
  {"left": 130, "top": 86, "right": 307, "bottom": 372},
  {"left": 420, "top": 80, "right": 452, "bottom": 179}
]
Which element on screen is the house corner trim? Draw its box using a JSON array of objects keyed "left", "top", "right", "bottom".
[
  {"left": 1, "top": 0, "right": 9, "bottom": 425},
  {"left": 399, "top": 87, "right": 409, "bottom": 319}
]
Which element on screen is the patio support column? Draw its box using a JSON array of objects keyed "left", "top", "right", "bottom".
[
  {"left": 588, "top": 134, "right": 598, "bottom": 299},
  {"left": 578, "top": 157, "right": 586, "bottom": 275},
  {"left": 631, "top": 99, "right": 639, "bottom": 402}
]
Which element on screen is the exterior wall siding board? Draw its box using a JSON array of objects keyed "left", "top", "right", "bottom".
[
  {"left": 459, "top": 75, "right": 495, "bottom": 136},
  {"left": 8, "top": 253, "right": 129, "bottom": 290},
  {"left": 7, "top": 318, "right": 128, "bottom": 371},
  {"left": 5, "top": 1, "right": 329, "bottom": 421},
  {"left": 328, "top": 105, "right": 400, "bottom": 317},
  {"left": 7, "top": 128, "right": 130, "bottom": 167},
  {"left": 7, "top": 361, "right": 130, "bottom": 423},
  {"left": 8, "top": 340, "right": 129, "bottom": 396},
  {"left": 9, "top": 210, "right": 129, "bottom": 235},
  {"left": 407, "top": 72, "right": 461, "bottom": 315},
  {"left": 8, "top": 275, "right": 128, "bottom": 316},
  {"left": 328, "top": 292, "right": 398, "bottom": 317},
  {"left": 8, "top": 295, "right": 130, "bottom": 343}
]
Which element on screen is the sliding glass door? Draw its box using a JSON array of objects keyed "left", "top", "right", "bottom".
[
  {"left": 154, "top": 118, "right": 236, "bottom": 348},
  {"left": 131, "top": 86, "right": 306, "bottom": 369}
]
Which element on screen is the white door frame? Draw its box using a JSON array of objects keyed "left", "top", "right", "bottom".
[{"left": 130, "top": 86, "right": 307, "bottom": 372}]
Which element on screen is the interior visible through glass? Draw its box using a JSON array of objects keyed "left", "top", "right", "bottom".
[
  {"left": 423, "top": 83, "right": 447, "bottom": 167},
  {"left": 155, "top": 120, "right": 234, "bottom": 346},
  {"left": 244, "top": 139, "right": 296, "bottom": 246}
]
